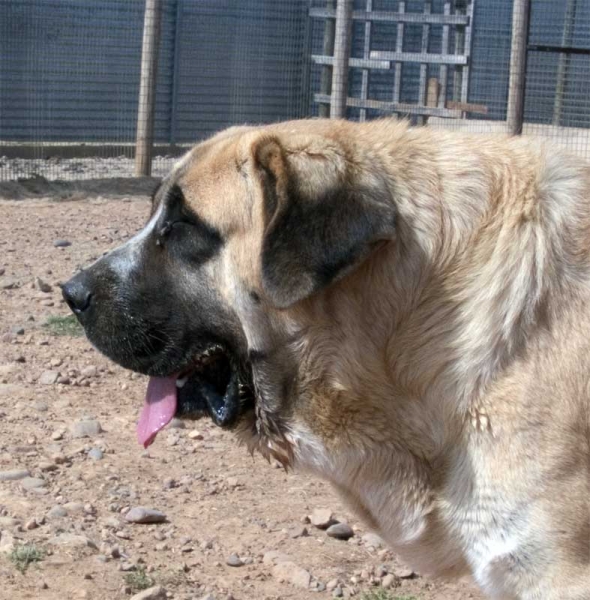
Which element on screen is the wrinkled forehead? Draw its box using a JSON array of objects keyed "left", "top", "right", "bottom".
[{"left": 152, "top": 130, "right": 256, "bottom": 232}]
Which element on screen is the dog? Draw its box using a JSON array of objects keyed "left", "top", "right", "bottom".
[{"left": 62, "top": 119, "right": 590, "bottom": 599}]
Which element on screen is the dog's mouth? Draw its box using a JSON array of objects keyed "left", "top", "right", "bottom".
[{"left": 137, "top": 344, "right": 255, "bottom": 448}]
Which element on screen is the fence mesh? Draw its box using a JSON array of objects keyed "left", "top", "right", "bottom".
[{"left": 1, "top": 0, "right": 589, "bottom": 182}]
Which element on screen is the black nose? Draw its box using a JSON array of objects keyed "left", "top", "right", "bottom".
[{"left": 62, "top": 272, "right": 93, "bottom": 314}]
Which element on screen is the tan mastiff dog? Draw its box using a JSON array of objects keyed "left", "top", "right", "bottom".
[{"left": 62, "top": 119, "right": 590, "bottom": 599}]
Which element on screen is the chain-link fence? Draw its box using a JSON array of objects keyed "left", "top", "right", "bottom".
[
  {"left": 0, "top": 0, "right": 312, "bottom": 181},
  {"left": 1, "top": 0, "right": 589, "bottom": 182}
]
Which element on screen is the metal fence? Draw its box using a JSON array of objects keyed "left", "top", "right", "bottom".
[{"left": 1, "top": 0, "right": 589, "bottom": 182}]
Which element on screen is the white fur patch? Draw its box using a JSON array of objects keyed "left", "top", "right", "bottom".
[{"left": 107, "top": 201, "right": 164, "bottom": 277}]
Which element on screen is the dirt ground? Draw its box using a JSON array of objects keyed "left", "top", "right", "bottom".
[{"left": 0, "top": 185, "right": 485, "bottom": 600}]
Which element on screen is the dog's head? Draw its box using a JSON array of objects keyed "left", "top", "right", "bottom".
[{"left": 61, "top": 121, "right": 396, "bottom": 461}]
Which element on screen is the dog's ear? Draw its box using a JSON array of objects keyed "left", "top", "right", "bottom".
[{"left": 251, "top": 134, "right": 396, "bottom": 309}]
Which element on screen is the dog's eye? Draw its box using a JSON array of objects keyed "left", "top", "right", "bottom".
[{"left": 155, "top": 221, "right": 175, "bottom": 247}]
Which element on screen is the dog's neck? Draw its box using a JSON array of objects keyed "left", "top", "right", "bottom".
[{"left": 288, "top": 137, "right": 580, "bottom": 460}]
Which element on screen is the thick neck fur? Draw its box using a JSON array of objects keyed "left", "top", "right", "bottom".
[{"left": 286, "top": 123, "right": 590, "bottom": 464}]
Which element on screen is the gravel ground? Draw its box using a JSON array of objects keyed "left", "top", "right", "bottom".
[{"left": 0, "top": 191, "right": 485, "bottom": 600}]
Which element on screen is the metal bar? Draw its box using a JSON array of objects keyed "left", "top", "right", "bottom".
[
  {"left": 529, "top": 44, "right": 590, "bottom": 56},
  {"left": 312, "top": 55, "right": 390, "bottom": 70},
  {"left": 370, "top": 50, "right": 467, "bottom": 65},
  {"left": 417, "top": 2, "right": 432, "bottom": 125},
  {"left": 318, "top": 0, "right": 336, "bottom": 118},
  {"left": 310, "top": 7, "right": 470, "bottom": 26},
  {"left": 135, "top": 0, "right": 162, "bottom": 177},
  {"left": 506, "top": 0, "right": 531, "bottom": 135},
  {"left": 169, "top": 0, "right": 182, "bottom": 146},
  {"left": 460, "top": 0, "right": 475, "bottom": 105},
  {"left": 330, "top": 0, "right": 353, "bottom": 119},
  {"left": 393, "top": 1, "right": 405, "bottom": 104},
  {"left": 314, "top": 93, "right": 462, "bottom": 118},
  {"left": 438, "top": 1, "right": 451, "bottom": 108},
  {"left": 359, "top": 0, "right": 373, "bottom": 122},
  {"left": 452, "top": 2, "right": 466, "bottom": 103}
]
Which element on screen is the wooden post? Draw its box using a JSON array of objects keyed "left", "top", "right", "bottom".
[
  {"left": 506, "top": 0, "right": 531, "bottom": 135},
  {"left": 359, "top": 0, "right": 373, "bottom": 122},
  {"left": 319, "top": 0, "right": 336, "bottom": 118},
  {"left": 135, "top": 0, "right": 162, "bottom": 177},
  {"left": 427, "top": 78, "right": 439, "bottom": 108},
  {"left": 330, "top": 0, "right": 353, "bottom": 120},
  {"left": 392, "top": 1, "right": 405, "bottom": 105}
]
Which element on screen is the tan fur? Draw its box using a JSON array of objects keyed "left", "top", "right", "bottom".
[{"left": 167, "top": 119, "right": 590, "bottom": 599}]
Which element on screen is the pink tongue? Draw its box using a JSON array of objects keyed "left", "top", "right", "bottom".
[{"left": 137, "top": 376, "right": 178, "bottom": 448}]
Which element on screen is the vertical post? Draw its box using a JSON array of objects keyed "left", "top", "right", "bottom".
[
  {"left": 169, "top": 0, "right": 182, "bottom": 146},
  {"left": 135, "top": 0, "right": 162, "bottom": 177},
  {"left": 553, "top": 0, "right": 577, "bottom": 126},
  {"left": 330, "top": 0, "right": 353, "bottom": 120},
  {"left": 452, "top": 6, "right": 465, "bottom": 103},
  {"left": 319, "top": 0, "right": 336, "bottom": 118},
  {"left": 359, "top": 0, "right": 373, "bottom": 122},
  {"left": 438, "top": 1, "right": 451, "bottom": 108},
  {"left": 392, "top": 1, "right": 405, "bottom": 105},
  {"left": 416, "top": 1, "right": 432, "bottom": 125},
  {"left": 506, "top": 0, "right": 531, "bottom": 135}
]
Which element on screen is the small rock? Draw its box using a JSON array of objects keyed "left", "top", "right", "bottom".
[
  {"left": 225, "top": 553, "right": 243, "bottom": 567},
  {"left": 326, "top": 522, "right": 354, "bottom": 541},
  {"left": 381, "top": 573, "right": 398, "bottom": 588},
  {"left": 47, "top": 533, "right": 97, "bottom": 549},
  {"left": 36, "top": 277, "right": 52, "bottom": 293},
  {"left": 0, "top": 469, "right": 30, "bottom": 481},
  {"left": 310, "top": 508, "right": 335, "bottom": 529},
  {"left": 162, "top": 477, "right": 176, "bottom": 489},
  {"left": 1, "top": 280, "right": 18, "bottom": 290},
  {"left": 80, "top": 365, "right": 98, "bottom": 378},
  {"left": 46, "top": 506, "right": 67, "bottom": 519},
  {"left": 362, "top": 532, "right": 384, "bottom": 549},
  {"left": 39, "top": 370, "right": 59, "bottom": 385},
  {"left": 64, "top": 502, "right": 85, "bottom": 514},
  {"left": 289, "top": 525, "right": 308, "bottom": 539},
  {"left": 188, "top": 430, "right": 203, "bottom": 440},
  {"left": 395, "top": 565, "right": 416, "bottom": 579},
  {"left": 0, "top": 531, "right": 16, "bottom": 553},
  {"left": 25, "top": 517, "right": 39, "bottom": 530},
  {"left": 51, "top": 430, "right": 65, "bottom": 441},
  {"left": 53, "top": 239, "right": 72, "bottom": 248},
  {"left": 168, "top": 418, "right": 185, "bottom": 429},
  {"left": 332, "top": 586, "right": 343, "bottom": 598},
  {"left": 21, "top": 477, "right": 46, "bottom": 490},
  {"left": 272, "top": 561, "right": 311, "bottom": 589},
  {"left": 125, "top": 507, "right": 167, "bottom": 524},
  {"left": 326, "top": 579, "right": 339, "bottom": 591},
  {"left": 70, "top": 419, "right": 102, "bottom": 439},
  {"left": 130, "top": 586, "right": 167, "bottom": 600},
  {"left": 88, "top": 448, "right": 104, "bottom": 461}
]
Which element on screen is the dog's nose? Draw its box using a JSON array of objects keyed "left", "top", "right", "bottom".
[{"left": 62, "top": 272, "right": 93, "bottom": 314}]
